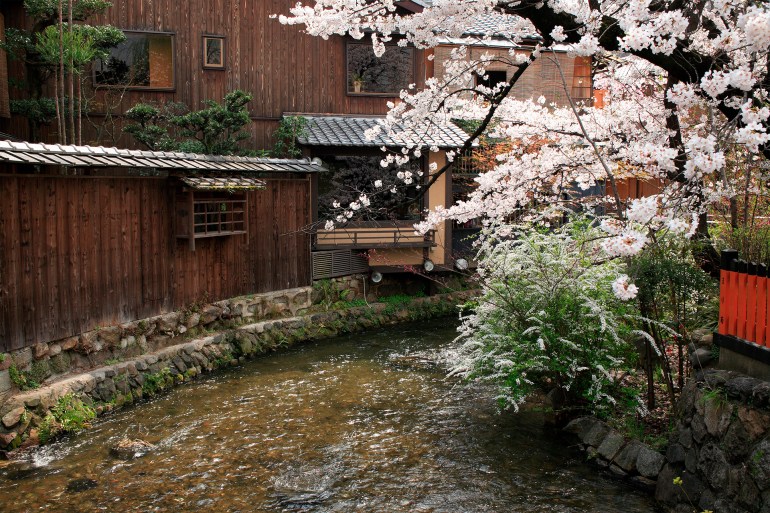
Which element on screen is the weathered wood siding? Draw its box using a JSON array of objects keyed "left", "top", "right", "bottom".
[
  {"left": 0, "top": 12, "right": 9, "bottom": 118},
  {"left": 0, "top": 0, "right": 425, "bottom": 148},
  {"left": 0, "top": 173, "right": 311, "bottom": 352}
]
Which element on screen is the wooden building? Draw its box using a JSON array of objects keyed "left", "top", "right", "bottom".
[
  {"left": 0, "top": 142, "right": 318, "bottom": 353},
  {"left": 0, "top": 0, "right": 428, "bottom": 148},
  {"left": 0, "top": 11, "right": 9, "bottom": 120}
]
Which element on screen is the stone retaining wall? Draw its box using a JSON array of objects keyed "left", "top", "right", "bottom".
[
  {"left": 655, "top": 369, "right": 770, "bottom": 513},
  {"left": 566, "top": 368, "right": 770, "bottom": 513},
  {"left": 0, "top": 290, "right": 471, "bottom": 453},
  {"left": 0, "top": 287, "right": 314, "bottom": 399},
  {"left": 564, "top": 417, "right": 665, "bottom": 492}
]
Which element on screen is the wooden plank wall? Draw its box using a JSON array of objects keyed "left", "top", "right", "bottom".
[
  {"left": 0, "top": 12, "right": 9, "bottom": 118},
  {"left": 0, "top": 174, "right": 311, "bottom": 352},
  {"left": 0, "top": 0, "right": 424, "bottom": 148}
]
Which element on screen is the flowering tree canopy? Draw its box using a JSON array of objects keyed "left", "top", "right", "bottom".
[{"left": 280, "top": 0, "right": 770, "bottom": 271}]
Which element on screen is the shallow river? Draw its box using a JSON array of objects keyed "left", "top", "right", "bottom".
[{"left": 0, "top": 319, "right": 657, "bottom": 512}]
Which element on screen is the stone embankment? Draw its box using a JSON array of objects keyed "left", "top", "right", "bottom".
[
  {"left": 0, "top": 287, "right": 315, "bottom": 397},
  {"left": 0, "top": 290, "right": 471, "bottom": 453},
  {"left": 566, "top": 367, "right": 770, "bottom": 513},
  {"left": 564, "top": 416, "right": 665, "bottom": 491}
]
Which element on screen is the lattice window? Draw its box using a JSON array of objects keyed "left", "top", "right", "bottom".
[{"left": 177, "top": 190, "right": 248, "bottom": 251}]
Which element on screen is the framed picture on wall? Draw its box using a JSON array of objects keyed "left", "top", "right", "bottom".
[{"left": 203, "top": 35, "right": 225, "bottom": 70}]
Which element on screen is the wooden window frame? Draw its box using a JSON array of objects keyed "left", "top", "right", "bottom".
[
  {"left": 345, "top": 40, "right": 416, "bottom": 97},
  {"left": 176, "top": 189, "right": 248, "bottom": 251},
  {"left": 93, "top": 30, "right": 176, "bottom": 91},
  {"left": 202, "top": 35, "right": 226, "bottom": 70}
]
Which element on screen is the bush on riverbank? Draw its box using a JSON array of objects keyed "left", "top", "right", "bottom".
[{"left": 450, "top": 219, "right": 643, "bottom": 417}]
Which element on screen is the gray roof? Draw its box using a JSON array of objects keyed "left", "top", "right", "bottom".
[
  {"left": 462, "top": 13, "right": 532, "bottom": 38},
  {"left": 0, "top": 140, "right": 320, "bottom": 173},
  {"left": 296, "top": 116, "right": 469, "bottom": 149},
  {"left": 180, "top": 176, "right": 266, "bottom": 190}
]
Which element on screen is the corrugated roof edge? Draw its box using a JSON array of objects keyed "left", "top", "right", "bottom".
[{"left": 0, "top": 140, "right": 321, "bottom": 172}]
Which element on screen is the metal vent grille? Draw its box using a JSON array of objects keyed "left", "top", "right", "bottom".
[{"left": 312, "top": 250, "right": 370, "bottom": 280}]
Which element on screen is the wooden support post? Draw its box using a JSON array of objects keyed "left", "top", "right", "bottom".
[
  {"left": 719, "top": 249, "right": 738, "bottom": 336},
  {"left": 757, "top": 264, "right": 768, "bottom": 346},
  {"left": 747, "top": 262, "right": 758, "bottom": 344},
  {"left": 737, "top": 260, "right": 748, "bottom": 340},
  {"left": 188, "top": 190, "right": 196, "bottom": 252}
]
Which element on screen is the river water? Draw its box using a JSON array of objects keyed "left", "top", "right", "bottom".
[{"left": 0, "top": 319, "right": 657, "bottom": 512}]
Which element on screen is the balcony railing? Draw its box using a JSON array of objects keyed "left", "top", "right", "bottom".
[{"left": 315, "top": 222, "right": 435, "bottom": 250}]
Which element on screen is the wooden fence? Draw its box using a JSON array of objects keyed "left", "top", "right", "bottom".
[
  {"left": 718, "top": 249, "right": 769, "bottom": 347},
  {"left": 0, "top": 173, "right": 311, "bottom": 353}
]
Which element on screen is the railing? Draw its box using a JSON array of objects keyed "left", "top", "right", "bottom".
[
  {"left": 315, "top": 223, "right": 435, "bottom": 250},
  {"left": 719, "top": 250, "right": 769, "bottom": 346}
]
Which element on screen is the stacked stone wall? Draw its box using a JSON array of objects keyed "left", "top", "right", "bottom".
[
  {"left": 567, "top": 368, "right": 770, "bottom": 513},
  {"left": 0, "top": 290, "right": 471, "bottom": 453},
  {"left": 0, "top": 287, "right": 313, "bottom": 399}
]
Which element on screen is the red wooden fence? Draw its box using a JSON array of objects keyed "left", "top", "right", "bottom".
[{"left": 719, "top": 249, "right": 770, "bottom": 347}]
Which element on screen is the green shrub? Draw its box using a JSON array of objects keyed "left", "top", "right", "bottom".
[
  {"left": 451, "top": 218, "right": 640, "bottom": 416},
  {"left": 39, "top": 394, "right": 96, "bottom": 444},
  {"left": 141, "top": 368, "right": 172, "bottom": 397},
  {"left": 9, "top": 364, "right": 40, "bottom": 391}
]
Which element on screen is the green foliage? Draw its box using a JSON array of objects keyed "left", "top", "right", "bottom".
[
  {"left": 6, "top": 0, "right": 122, "bottom": 142},
  {"left": 9, "top": 364, "right": 41, "bottom": 391},
  {"left": 453, "top": 218, "right": 640, "bottom": 415},
  {"left": 39, "top": 393, "right": 96, "bottom": 444},
  {"left": 24, "top": 0, "right": 113, "bottom": 23},
  {"left": 312, "top": 279, "right": 340, "bottom": 310},
  {"left": 700, "top": 387, "right": 728, "bottom": 408},
  {"left": 172, "top": 90, "right": 253, "bottom": 155},
  {"left": 213, "top": 351, "right": 234, "bottom": 368},
  {"left": 34, "top": 23, "right": 124, "bottom": 71},
  {"left": 711, "top": 222, "right": 770, "bottom": 266},
  {"left": 381, "top": 293, "right": 419, "bottom": 314},
  {"left": 10, "top": 97, "right": 58, "bottom": 125},
  {"left": 628, "top": 238, "right": 718, "bottom": 333},
  {"left": 141, "top": 368, "right": 172, "bottom": 397},
  {"left": 35, "top": 25, "right": 95, "bottom": 71},
  {"left": 3, "top": 4, "right": 123, "bottom": 67},
  {"left": 0, "top": 28, "right": 33, "bottom": 61},
  {"left": 272, "top": 116, "right": 308, "bottom": 158},
  {"left": 124, "top": 91, "right": 253, "bottom": 155},
  {"left": 123, "top": 101, "right": 185, "bottom": 151}
]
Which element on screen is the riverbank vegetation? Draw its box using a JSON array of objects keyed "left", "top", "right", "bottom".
[{"left": 279, "top": 0, "right": 770, "bottom": 450}]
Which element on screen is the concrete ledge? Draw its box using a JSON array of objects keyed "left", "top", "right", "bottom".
[{"left": 714, "top": 333, "right": 770, "bottom": 381}]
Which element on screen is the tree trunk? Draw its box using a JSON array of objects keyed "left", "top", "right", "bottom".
[
  {"left": 58, "top": 0, "right": 66, "bottom": 144},
  {"left": 67, "top": 0, "right": 75, "bottom": 144}
]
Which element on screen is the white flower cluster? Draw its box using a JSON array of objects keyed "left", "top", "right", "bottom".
[
  {"left": 626, "top": 196, "right": 658, "bottom": 225},
  {"left": 601, "top": 230, "right": 647, "bottom": 257},
  {"left": 736, "top": 100, "right": 770, "bottom": 152},
  {"left": 739, "top": 5, "right": 770, "bottom": 53},
  {"left": 684, "top": 135, "right": 725, "bottom": 180},
  {"left": 612, "top": 275, "right": 639, "bottom": 301}
]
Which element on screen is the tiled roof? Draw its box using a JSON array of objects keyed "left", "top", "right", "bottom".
[
  {"left": 462, "top": 13, "right": 533, "bottom": 38},
  {"left": 180, "top": 176, "right": 266, "bottom": 190},
  {"left": 0, "top": 140, "right": 321, "bottom": 173},
  {"left": 296, "top": 115, "right": 470, "bottom": 149}
]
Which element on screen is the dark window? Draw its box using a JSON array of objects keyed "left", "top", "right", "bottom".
[
  {"left": 203, "top": 35, "right": 225, "bottom": 69},
  {"left": 176, "top": 190, "right": 247, "bottom": 251},
  {"left": 475, "top": 70, "right": 507, "bottom": 90},
  {"left": 318, "top": 156, "right": 422, "bottom": 221},
  {"left": 94, "top": 31, "right": 174, "bottom": 89},
  {"left": 347, "top": 42, "right": 415, "bottom": 95}
]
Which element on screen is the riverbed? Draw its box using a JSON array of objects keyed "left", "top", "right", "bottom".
[{"left": 0, "top": 319, "right": 657, "bottom": 512}]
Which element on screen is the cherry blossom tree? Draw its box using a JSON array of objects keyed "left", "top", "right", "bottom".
[
  {"left": 279, "top": 0, "right": 770, "bottom": 412},
  {"left": 279, "top": 0, "right": 769, "bottom": 279}
]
